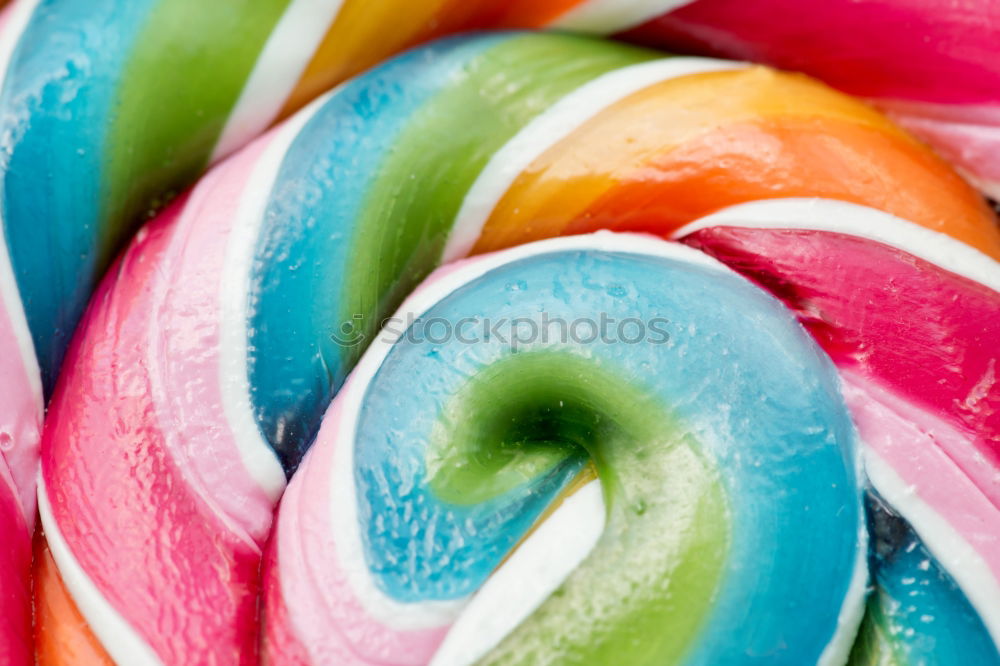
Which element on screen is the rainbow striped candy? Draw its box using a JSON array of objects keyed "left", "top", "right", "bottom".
[
  {"left": 0, "top": 0, "right": 676, "bottom": 400},
  {"left": 0, "top": 5, "right": 524, "bottom": 659},
  {"left": 262, "top": 233, "right": 867, "bottom": 665},
  {"left": 35, "top": 33, "right": 1000, "bottom": 663},
  {"left": 1, "top": 11, "right": 997, "bottom": 657}
]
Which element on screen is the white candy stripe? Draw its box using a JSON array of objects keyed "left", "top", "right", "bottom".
[
  {"left": 442, "top": 57, "right": 746, "bottom": 263},
  {"left": 218, "top": 96, "right": 330, "bottom": 502},
  {"left": 329, "top": 233, "right": 732, "bottom": 628},
  {"left": 550, "top": 0, "right": 694, "bottom": 33},
  {"left": 865, "top": 450, "right": 1000, "bottom": 646},
  {"left": 957, "top": 166, "right": 1000, "bottom": 203},
  {"left": 818, "top": 532, "right": 869, "bottom": 666},
  {"left": 38, "top": 479, "right": 163, "bottom": 666},
  {"left": 430, "top": 481, "right": 606, "bottom": 666},
  {"left": 672, "top": 198, "right": 1000, "bottom": 291},
  {"left": 211, "top": 0, "right": 345, "bottom": 161},
  {"left": 0, "top": 0, "right": 40, "bottom": 79}
]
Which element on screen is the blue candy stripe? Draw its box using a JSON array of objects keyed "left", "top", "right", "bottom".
[
  {"left": 853, "top": 493, "right": 1000, "bottom": 665},
  {"left": 247, "top": 35, "right": 508, "bottom": 474},
  {"left": 0, "top": 0, "right": 156, "bottom": 392}
]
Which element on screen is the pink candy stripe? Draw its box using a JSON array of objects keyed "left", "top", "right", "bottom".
[
  {"left": 843, "top": 375, "right": 1000, "bottom": 582},
  {"left": 0, "top": 293, "right": 40, "bottom": 524},
  {"left": 628, "top": 0, "right": 1000, "bottom": 105},
  {"left": 40, "top": 128, "right": 292, "bottom": 662},
  {"left": 144, "top": 133, "right": 278, "bottom": 545},
  {"left": 877, "top": 100, "right": 1000, "bottom": 196}
]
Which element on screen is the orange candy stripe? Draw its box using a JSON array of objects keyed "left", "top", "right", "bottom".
[
  {"left": 472, "top": 67, "right": 1000, "bottom": 259},
  {"left": 34, "top": 535, "right": 113, "bottom": 666}
]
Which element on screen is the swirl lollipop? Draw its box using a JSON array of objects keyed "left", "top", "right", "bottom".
[{"left": 35, "top": 33, "right": 1000, "bottom": 663}]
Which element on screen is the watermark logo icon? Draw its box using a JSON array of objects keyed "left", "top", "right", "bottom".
[{"left": 330, "top": 313, "right": 366, "bottom": 347}]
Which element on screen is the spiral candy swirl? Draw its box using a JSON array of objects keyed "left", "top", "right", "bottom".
[
  {"left": 0, "top": 13, "right": 997, "bottom": 661},
  {"left": 30, "top": 30, "right": 1000, "bottom": 664},
  {"left": 261, "top": 233, "right": 868, "bottom": 665}
]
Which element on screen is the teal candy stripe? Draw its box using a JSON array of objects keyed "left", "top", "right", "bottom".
[
  {"left": 848, "top": 494, "right": 1000, "bottom": 665},
  {"left": 0, "top": 0, "right": 290, "bottom": 391},
  {"left": 0, "top": 0, "right": 155, "bottom": 391}
]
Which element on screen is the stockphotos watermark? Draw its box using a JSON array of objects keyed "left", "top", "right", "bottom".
[{"left": 331, "top": 312, "right": 670, "bottom": 350}]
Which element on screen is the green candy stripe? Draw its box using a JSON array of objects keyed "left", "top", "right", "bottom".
[
  {"left": 340, "top": 35, "right": 659, "bottom": 352},
  {"left": 428, "top": 352, "right": 730, "bottom": 665},
  {"left": 102, "top": 0, "right": 292, "bottom": 265},
  {"left": 848, "top": 596, "right": 906, "bottom": 666}
]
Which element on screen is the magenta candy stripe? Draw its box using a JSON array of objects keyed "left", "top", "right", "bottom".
[
  {"left": 627, "top": 0, "right": 1000, "bottom": 105},
  {"left": 0, "top": 459, "right": 31, "bottom": 666},
  {"left": 39, "top": 138, "right": 282, "bottom": 662},
  {"left": 682, "top": 226, "right": 999, "bottom": 494},
  {"left": 0, "top": 289, "right": 36, "bottom": 666},
  {"left": 678, "top": 200, "right": 1000, "bottom": 634}
]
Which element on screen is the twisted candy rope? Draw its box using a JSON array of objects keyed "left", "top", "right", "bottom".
[{"left": 28, "top": 33, "right": 1000, "bottom": 664}]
